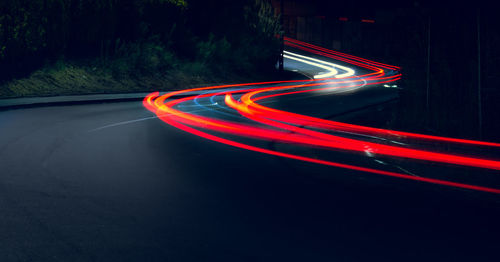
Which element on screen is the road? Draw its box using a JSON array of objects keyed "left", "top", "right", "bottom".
[{"left": 1, "top": 38, "right": 500, "bottom": 261}]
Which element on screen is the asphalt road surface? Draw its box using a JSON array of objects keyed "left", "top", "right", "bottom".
[
  {"left": 1, "top": 39, "right": 500, "bottom": 261},
  {"left": 1, "top": 97, "right": 500, "bottom": 262}
]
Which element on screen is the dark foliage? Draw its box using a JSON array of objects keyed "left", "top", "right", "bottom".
[{"left": 0, "top": 0, "right": 280, "bottom": 81}]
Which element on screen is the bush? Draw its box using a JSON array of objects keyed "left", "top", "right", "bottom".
[{"left": 111, "top": 38, "right": 177, "bottom": 78}]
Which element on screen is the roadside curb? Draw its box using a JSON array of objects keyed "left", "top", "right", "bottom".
[
  {"left": 0, "top": 92, "right": 193, "bottom": 111},
  {"left": 0, "top": 90, "right": 399, "bottom": 114}
]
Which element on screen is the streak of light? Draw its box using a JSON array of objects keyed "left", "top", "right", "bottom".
[
  {"left": 283, "top": 53, "right": 338, "bottom": 79},
  {"left": 284, "top": 51, "right": 356, "bottom": 78},
  {"left": 143, "top": 38, "right": 500, "bottom": 194}
]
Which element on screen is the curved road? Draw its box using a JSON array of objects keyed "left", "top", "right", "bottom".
[{"left": 1, "top": 39, "right": 500, "bottom": 261}]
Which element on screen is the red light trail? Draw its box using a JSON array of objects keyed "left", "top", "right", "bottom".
[{"left": 144, "top": 38, "right": 500, "bottom": 194}]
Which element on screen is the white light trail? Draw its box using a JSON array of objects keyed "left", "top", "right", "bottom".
[
  {"left": 283, "top": 53, "right": 338, "bottom": 79},
  {"left": 284, "top": 51, "right": 356, "bottom": 79}
]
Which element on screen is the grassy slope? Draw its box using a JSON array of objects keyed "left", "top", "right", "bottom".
[{"left": 0, "top": 60, "right": 272, "bottom": 98}]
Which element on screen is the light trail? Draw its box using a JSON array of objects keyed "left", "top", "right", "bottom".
[
  {"left": 283, "top": 53, "right": 338, "bottom": 79},
  {"left": 144, "top": 38, "right": 500, "bottom": 194},
  {"left": 284, "top": 50, "right": 356, "bottom": 78}
]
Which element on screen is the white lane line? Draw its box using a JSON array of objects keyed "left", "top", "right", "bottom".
[{"left": 88, "top": 108, "right": 214, "bottom": 132}]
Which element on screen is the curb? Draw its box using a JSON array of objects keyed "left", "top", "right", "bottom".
[
  {"left": 0, "top": 92, "right": 196, "bottom": 111},
  {"left": 0, "top": 85, "right": 398, "bottom": 113},
  {"left": 0, "top": 91, "right": 398, "bottom": 113}
]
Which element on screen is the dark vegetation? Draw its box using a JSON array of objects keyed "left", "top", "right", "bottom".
[{"left": 0, "top": 0, "right": 281, "bottom": 97}]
